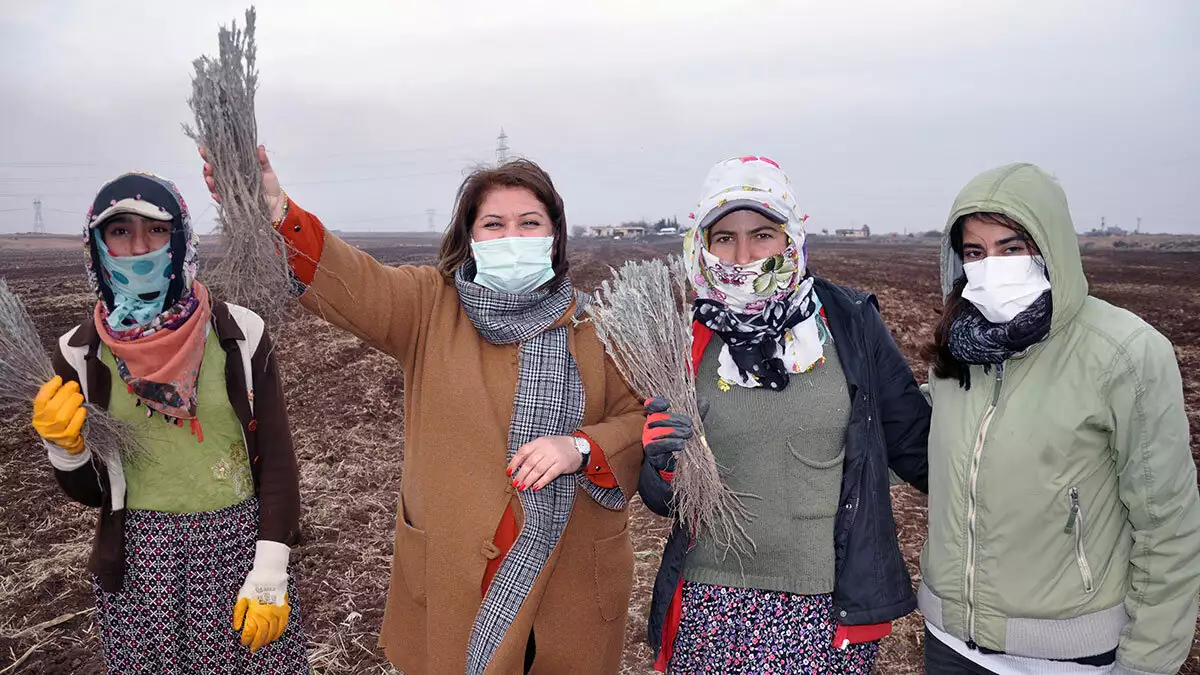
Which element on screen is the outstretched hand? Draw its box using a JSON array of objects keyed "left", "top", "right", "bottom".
[{"left": 199, "top": 144, "right": 285, "bottom": 222}]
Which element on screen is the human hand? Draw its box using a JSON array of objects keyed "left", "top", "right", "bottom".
[
  {"left": 232, "top": 541, "right": 291, "bottom": 652},
  {"left": 32, "top": 376, "right": 87, "bottom": 455},
  {"left": 643, "top": 397, "right": 702, "bottom": 472},
  {"left": 507, "top": 435, "right": 583, "bottom": 491},
  {"left": 200, "top": 144, "right": 285, "bottom": 222},
  {"left": 233, "top": 596, "right": 290, "bottom": 653}
]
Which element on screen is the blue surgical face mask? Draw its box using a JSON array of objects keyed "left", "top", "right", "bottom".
[
  {"left": 95, "top": 234, "right": 174, "bottom": 329},
  {"left": 470, "top": 236, "right": 556, "bottom": 294}
]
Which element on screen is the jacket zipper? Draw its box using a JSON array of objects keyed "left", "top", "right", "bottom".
[
  {"left": 1064, "top": 486, "right": 1095, "bottom": 593},
  {"left": 965, "top": 363, "right": 1004, "bottom": 647}
]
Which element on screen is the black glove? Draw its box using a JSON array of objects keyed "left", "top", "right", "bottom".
[{"left": 642, "top": 397, "right": 702, "bottom": 472}]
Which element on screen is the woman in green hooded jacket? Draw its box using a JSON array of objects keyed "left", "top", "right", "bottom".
[{"left": 919, "top": 163, "right": 1200, "bottom": 674}]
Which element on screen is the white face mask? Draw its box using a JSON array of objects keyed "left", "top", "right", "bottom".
[
  {"left": 470, "top": 236, "right": 556, "bottom": 294},
  {"left": 961, "top": 255, "right": 1051, "bottom": 323}
]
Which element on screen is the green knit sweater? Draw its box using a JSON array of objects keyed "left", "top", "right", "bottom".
[{"left": 684, "top": 334, "right": 850, "bottom": 595}]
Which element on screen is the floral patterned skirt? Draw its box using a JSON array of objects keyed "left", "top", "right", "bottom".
[
  {"left": 93, "top": 498, "right": 308, "bottom": 674},
  {"left": 669, "top": 582, "right": 879, "bottom": 674}
]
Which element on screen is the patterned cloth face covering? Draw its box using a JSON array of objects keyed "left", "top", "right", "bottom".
[
  {"left": 85, "top": 172, "right": 211, "bottom": 435},
  {"left": 684, "top": 156, "right": 829, "bottom": 392}
]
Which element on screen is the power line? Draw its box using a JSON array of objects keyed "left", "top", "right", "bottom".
[
  {"left": 0, "top": 168, "right": 472, "bottom": 199},
  {"left": 335, "top": 210, "right": 439, "bottom": 225},
  {"left": 0, "top": 155, "right": 486, "bottom": 186},
  {"left": 286, "top": 168, "right": 468, "bottom": 186},
  {"left": 0, "top": 143, "right": 488, "bottom": 170}
]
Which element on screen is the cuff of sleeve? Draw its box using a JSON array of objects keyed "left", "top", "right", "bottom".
[
  {"left": 253, "top": 539, "right": 291, "bottom": 576},
  {"left": 1111, "top": 664, "right": 1168, "bottom": 675},
  {"left": 45, "top": 439, "right": 92, "bottom": 471},
  {"left": 833, "top": 622, "right": 892, "bottom": 649},
  {"left": 275, "top": 197, "right": 326, "bottom": 287},
  {"left": 574, "top": 431, "right": 618, "bottom": 489}
]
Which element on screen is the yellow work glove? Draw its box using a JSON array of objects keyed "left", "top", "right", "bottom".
[
  {"left": 232, "top": 540, "right": 292, "bottom": 652},
  {"left": 32, "top": 376, "right": 87, "bottom": 454},
  {"left": 233, "top": 595, "right": 290, "bottom": 653}
]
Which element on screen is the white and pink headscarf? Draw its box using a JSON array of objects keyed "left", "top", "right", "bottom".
[{"left": 684, "top": 156, "right": 829, "bottom": 390}]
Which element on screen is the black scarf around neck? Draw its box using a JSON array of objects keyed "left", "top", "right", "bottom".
[
  {"left": 692, "top": 278, "right": 818, "bottom": 392},
  {"left": 948, "top": 291, "right": 1052, "bottom": 389}
]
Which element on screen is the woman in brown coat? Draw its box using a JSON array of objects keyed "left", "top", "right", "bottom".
[{"left": 202, "top": 147, "right": 645, "bottom": 675}]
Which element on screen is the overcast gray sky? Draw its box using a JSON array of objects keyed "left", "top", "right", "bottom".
[{"left": 2, "top": 0, "right": 1198, "bottom": 236}]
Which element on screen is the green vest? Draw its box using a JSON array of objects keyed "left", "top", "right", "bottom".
[{"left": 102, "top": 329, "right": 253, "bottom": 513}]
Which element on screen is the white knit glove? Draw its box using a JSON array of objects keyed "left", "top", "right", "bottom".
[
  {"left": 237, "top": 540, "right": 290, "bottom": 606},
  {"left": 232, "top": 540, "right": 291, "bottom": 652}
]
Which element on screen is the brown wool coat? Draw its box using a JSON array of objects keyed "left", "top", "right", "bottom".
[{"left": 299, "top": 231, "right": 645, "bottom": 674}]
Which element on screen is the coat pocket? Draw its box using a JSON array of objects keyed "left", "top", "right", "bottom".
[
  {"left": 397, "top": 492, "right": 428, "bottom": 606},
  {"left": 594, "top": 522, "right": 635, "bottom": 622},
  {"left": 787, "top": 442, "right": 846, "bottom": 520},
  {"left": 1063, "top": 486, "right": 1095, "bottom": 594}
]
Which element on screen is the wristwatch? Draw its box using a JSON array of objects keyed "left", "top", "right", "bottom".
[{"left": 572, "top": 435, "right": 591, "bottom": 473}]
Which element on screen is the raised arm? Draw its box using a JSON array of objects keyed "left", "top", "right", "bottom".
[
  {"left": 201, "top": 145, "right": 437, "bottom": 360},
  {"left": 277, "top": 199, "right": 439, "bottom": 359}
]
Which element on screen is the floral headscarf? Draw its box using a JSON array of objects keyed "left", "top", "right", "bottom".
[
  {"left": 84, "top": 172, "right": 201, "bottom": 338},
  {"left": 684, "top": 156, "right": 829, "bottom": 391},
  {"left": 684, "top": 155, "right": 808, "bottom": 311},
  {"left": 85, "top": 172, "right": 212, "bottom": 436}
]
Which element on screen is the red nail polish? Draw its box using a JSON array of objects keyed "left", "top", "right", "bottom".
[
  {"left": 506, "top": 468, "right": 513, "bottom": 476},
  {"left": 520, "top": 483, "right": 527, "bottom": 491},
  {"left": 512, "top": 479, "right": 519, "bottom": 487}
]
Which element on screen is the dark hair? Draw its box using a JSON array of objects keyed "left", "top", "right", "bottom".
[
  {"left": 922, "top": 212, "right": 1041, "bottom": 383},
  {"left": 436, "top": 159, "right": 570, "bottom": 283}
]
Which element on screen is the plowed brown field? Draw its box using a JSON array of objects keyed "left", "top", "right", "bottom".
[{"left": 2, "top": 238, "right": 1197, "bottom": 674}]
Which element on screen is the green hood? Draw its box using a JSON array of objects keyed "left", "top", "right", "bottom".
[{"left": 940, "top": 163, "right": 1088, "bottom": 334}]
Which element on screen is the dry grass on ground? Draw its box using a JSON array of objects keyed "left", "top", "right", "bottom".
[{"left": 2, "top": 239, "right": 1199, "bottom": 673}]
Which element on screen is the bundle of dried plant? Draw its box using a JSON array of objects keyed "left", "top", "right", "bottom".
[
  {"left": 0, "top": 280, "right": 143, "bottom": 466},
  {"left": 183, "top": 7, "right": 294, "bottom": 319},
  {"left": 588, "top": 256, "right": 755, "bottom": 557}
]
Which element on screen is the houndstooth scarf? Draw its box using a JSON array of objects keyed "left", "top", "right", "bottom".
[
  {"left": 948, "top": 290, "right": 1052, "bottom": 389},
  {"left": 455, "top": 261, "right": 626, "bottom": 674}
]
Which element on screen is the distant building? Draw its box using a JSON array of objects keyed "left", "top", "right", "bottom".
[
  {"left": 589, "top": 225, "right": 646, "bottom": 239},
  {"left": 1086, "top": 226, "right": 1129, "bottom": 237},
  {"left": 835, "top": 225, "right": 871, "bottom": 239}
]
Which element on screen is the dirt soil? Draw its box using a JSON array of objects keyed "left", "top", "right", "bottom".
[{"left": 1, "top": 238, "right": 1198, "bottom": 674}]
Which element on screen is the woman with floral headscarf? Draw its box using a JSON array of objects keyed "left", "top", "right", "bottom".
[
  {"left": 28, "top": 172, "right": 308, "bottom": 673},
  {"left": 638, "top": 156, "right": 931, "bottom": 673}
]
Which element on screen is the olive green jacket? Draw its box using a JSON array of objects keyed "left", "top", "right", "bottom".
[{"left": 919, "top": 163, "right": 1200, "bottom": 674}]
